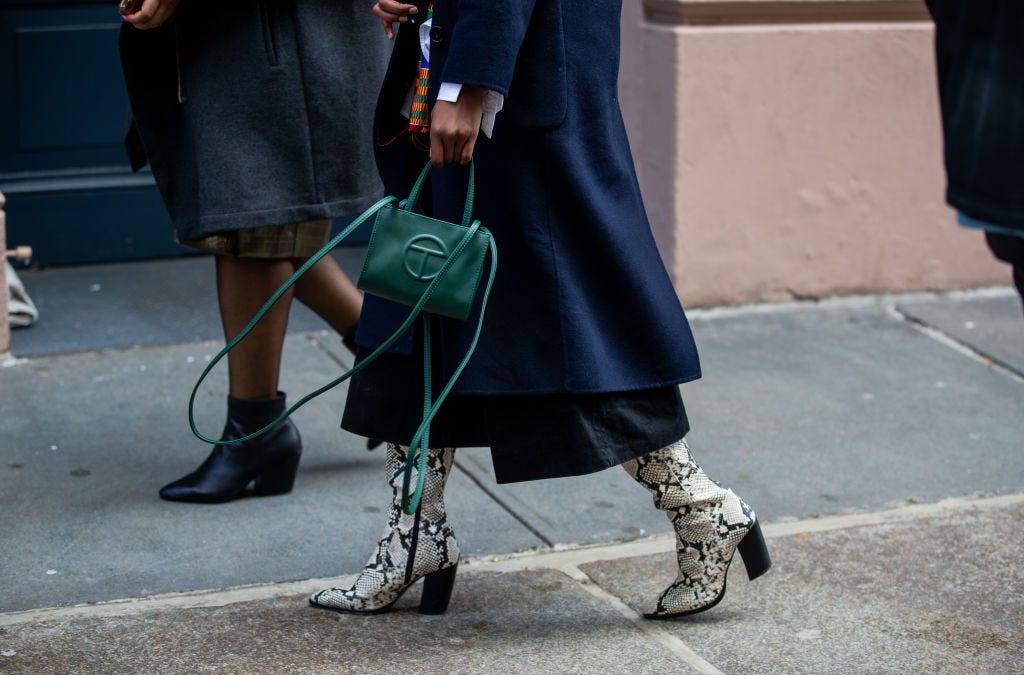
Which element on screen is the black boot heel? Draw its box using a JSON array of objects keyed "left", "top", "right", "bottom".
[
  {"left": 253, "top": 450, "right": 302, "bottom": 496},
  {"left": 737, "top": 520, "right": 772, "bottom": 581},
  {"left": 419, "top": 564, "right": 458, "bottom": 615}
]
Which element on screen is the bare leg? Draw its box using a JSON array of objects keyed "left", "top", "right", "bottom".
[
  {"left": 292, "top": 254, "right": 362, "bottom": 337},
  {"left": 158, "top": 254, "right": 309, "bottom": 503},
  {"left": 216, "top": 255, "right": 296, "bottom": 400}
]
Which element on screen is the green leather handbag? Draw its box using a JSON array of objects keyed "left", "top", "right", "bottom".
[
  {"left": 188, "top": 160, "right": 497, "bottom": 514},
  {"left": 358, "top": 160, "right": 491, "bottom": 321}
]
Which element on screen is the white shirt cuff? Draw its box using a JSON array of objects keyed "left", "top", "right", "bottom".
[
  {"left": 437, "top": 82, "right": 463, "bottom": 103},
  {"left": 438, "top": 82, "right": 505, "bottom": 138}
]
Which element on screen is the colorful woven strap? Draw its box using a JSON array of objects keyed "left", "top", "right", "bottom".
[{"left": 409, "top": 3, "right": 434, "bottom": 133}]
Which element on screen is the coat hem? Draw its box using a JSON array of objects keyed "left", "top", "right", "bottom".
[
  {"left": 450, "top": 370, "right": 702, "bottom": 398},
  {"left": 947, "top": 187, "right": 1024, "bottom": 231},
  {"left": 175, "top": 192, "right": 386, "bottom": 240}
]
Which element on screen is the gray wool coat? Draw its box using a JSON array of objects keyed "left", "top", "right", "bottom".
[{"left": 119, "top": 0, "right": 392, "bottom": 240}]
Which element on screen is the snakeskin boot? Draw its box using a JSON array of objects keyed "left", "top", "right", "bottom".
[
  {"left": 310, "top": 443, "right": 459, "bottom": 614},
  {"left": 623, "top": 439, "right": 772, "bottom": 618}
]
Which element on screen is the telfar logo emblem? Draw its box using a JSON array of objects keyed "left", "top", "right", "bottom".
[{"left": 402, "top": 234, "right": 449, "bottom": 282}]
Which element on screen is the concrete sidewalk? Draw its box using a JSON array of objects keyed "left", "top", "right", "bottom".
[{"left": 1, "top": 254, "right": 1022, "bottom": 673}]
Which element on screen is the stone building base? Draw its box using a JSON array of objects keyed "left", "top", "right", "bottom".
[{"left": 619, "top": 0, "right": 1006, "bottom": 306}]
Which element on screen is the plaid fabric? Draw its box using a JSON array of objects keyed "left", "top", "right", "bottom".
[
  {"left": 179, "top": 219, "right": 331, "bottom": 258},
  {"left": 409, "top": 3, "right": 434, "bottom": 134}
]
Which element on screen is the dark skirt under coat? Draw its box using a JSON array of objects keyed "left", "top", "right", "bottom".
[
  {"left": 342, "top": 0, "right": 700, "bottom": 482},
  {"left": 342, "top": 339, "right": 689, "bottom": 484},
  {"left": 118, "top": 0, "right": 392, "bottom": 238}
]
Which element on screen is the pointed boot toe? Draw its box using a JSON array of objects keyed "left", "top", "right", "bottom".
[
  {"left": 158, "top": 478, "right": 211, "bottom": 503},
  {"left": 158, "top": 457, "right": 251, "bottom": 503}
]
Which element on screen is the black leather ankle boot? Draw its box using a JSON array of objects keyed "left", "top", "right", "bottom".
[{"left": 159, "top": 393, "right": 302, "bottom": 503}]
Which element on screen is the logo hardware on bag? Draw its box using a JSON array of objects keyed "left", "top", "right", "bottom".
[{"left": 403, "top": 234, "right": 449, "bottom": 282}]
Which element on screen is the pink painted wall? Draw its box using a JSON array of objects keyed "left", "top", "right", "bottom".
[{"left": 619, "top": 3, "right": 1008, "bottom": 306}]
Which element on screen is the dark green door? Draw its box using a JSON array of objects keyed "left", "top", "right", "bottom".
[{"left": 0, "top": 0, "right": 179, "bottom": 266}]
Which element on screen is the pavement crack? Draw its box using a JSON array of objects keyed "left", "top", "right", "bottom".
[
  {"left": 888, "top": 304, "right": 1024, "bottom": 383},
  {"left": 300, "top": 332, "right": 553, "bottom": 549},
  {"left": 453, "top": 458, "right": 555, "bottom": 548},
  {"left": 303, "top": 332, "right": 353, "bottom": 370},
  {"left": 560, "top": 563, "right": 724, "bottom": 675}
]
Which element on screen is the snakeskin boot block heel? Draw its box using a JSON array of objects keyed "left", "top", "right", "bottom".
[
  {"left": 310, "top": 444, "right": 460, "bottom": 615},
  {"left": 419, "top": 563, "right": 459, "bottom": 614},
  {"left": 737, "top": 520, "right": 771, "bottom": 581},
  {"left": 623, "top": 439, "right": 772, "bottom": 619}
]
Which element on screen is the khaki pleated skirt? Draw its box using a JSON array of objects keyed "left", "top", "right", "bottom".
[{"left": 179, "top": 219, "right": 331, "bottom": 258}]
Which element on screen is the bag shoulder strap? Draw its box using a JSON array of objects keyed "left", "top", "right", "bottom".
[
  {"left": 187, "top": 195, "right": 396, "bottom": 445},
  {"left": 401, "top": 232, "right": 498, "bottom": 514},
  {"left": 188, "top": 162, "right": 496, "bottom": 520}
]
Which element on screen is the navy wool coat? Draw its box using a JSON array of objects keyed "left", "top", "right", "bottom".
[
  {"left": 119, "top": 0, "right": 391, "bottom": 240},
  {"left": 356, "top": 0, "right": 702, "bottom": 396}
]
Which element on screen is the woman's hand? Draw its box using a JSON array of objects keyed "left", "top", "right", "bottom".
[
  {"left": 429, "top": 86, "right": 485, "bottom": 168},
  {"left": 122, "top": 0, "right": 181, "bottom": 30},
  {"left": 372, "top": 1, "right": 418, "bottom": 40}
]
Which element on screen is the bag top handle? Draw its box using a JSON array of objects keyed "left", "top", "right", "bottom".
[{"left": 402, "top": 160, "right": 476, "bottom": 228}]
